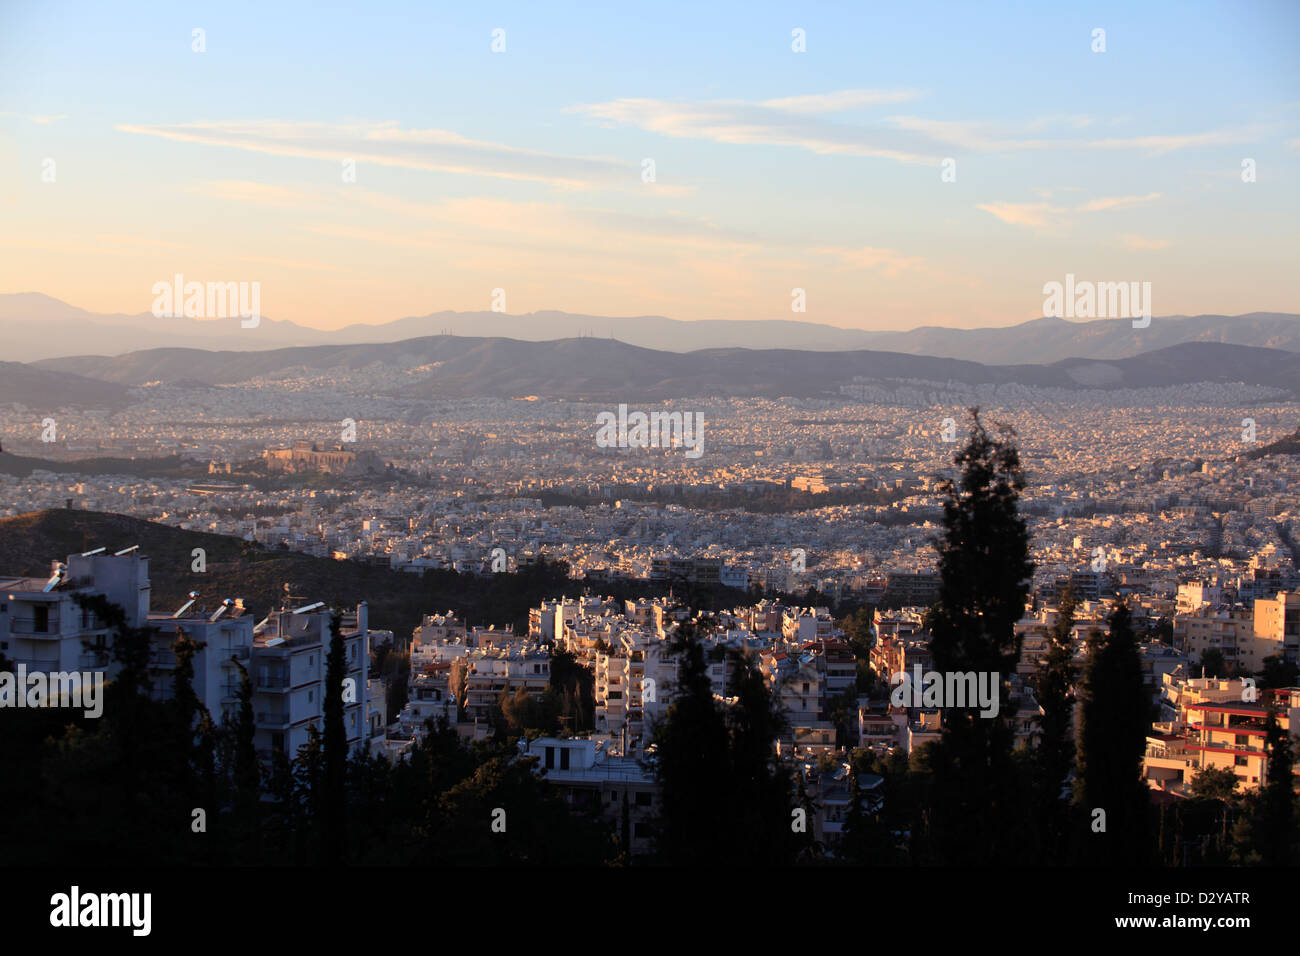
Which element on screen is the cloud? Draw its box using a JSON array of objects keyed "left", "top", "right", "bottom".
[
  {"left": 1074, "top": 192, "right": 1162, "bottom": 212},
  {"left": 1120, "top": 235, "right": 1171, "bottom": 250},
  {"left": 0, "top": 112, "right": 68, "bottom": 124},
  {"left": 976, "top": 201, "right": 1064, "bottom": 229},
  {"left": 760, "top": 89, "right": 924, "bottom": 114},
  {"left": 117, "top": 120, "right": 638, "bottom": 190},
  {"left": 814, "top": 245, "right": 927, "bottom": 276},
  {"left": 568, "top": 95, "right": 945, "bottom": 166},
  {"left": 571, "top": 92, "right": 1268, "bottom": 167},
  {"left": 1083, "top": 126, "right": 1274, "bottom": 154},
  {"left": 195, "top": 180, "right": 318, "bottom": 207},
  {"left": 978, "top": 192, "right": 1163, "bottom": 232}
]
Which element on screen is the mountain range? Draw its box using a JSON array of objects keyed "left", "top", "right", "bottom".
[
  {"left": 28, "top": 338, "right": 1300, "bottom": 403},
  {"left": 2, "top": 292, "right": 1297, "bottom": 364}
]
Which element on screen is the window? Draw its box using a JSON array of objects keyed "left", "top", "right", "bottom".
[
  {"left": 1235, "top": 756, "right": 1248, "bottom": 766},
  {"left": 308, "top": 690, "right": 314, "bottom": 703},
  {"left": 635, "top": 791, "right": 652, "bottom": 807},
  {"left": 560, "top": 748, "right": 571, "bottom": 770}
]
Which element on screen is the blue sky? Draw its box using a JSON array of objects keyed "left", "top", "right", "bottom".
[{"left": 2, "top": 0, "right": 1297, "bottom": 330}]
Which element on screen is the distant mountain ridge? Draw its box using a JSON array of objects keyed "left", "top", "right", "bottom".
[
  {"left": 1, "top": 292, "right": 1296, "bottom": 363},
  {"left": 29, "top": 337, "right": 1300, "bottom": 402}
]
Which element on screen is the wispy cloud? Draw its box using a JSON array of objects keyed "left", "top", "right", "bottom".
[
  {"left": 570, "top": 91, "right": 1270, "bottom": 167},
  {"left": 0, "top": 112, "right": 68, "bottom": 124},
  {"left": 813, "top": 245, "right": 927, "bottom": 276},
  {"left": 568, "top": 93, "right": 944, "bottom": 165},
  {"left": 976, "top": 201, "right": 1064, "bottom": 229},
  {"left": 1075, "top": 192, "right": 1163, "bottom": 212},
  {"left": 1121, "top": 235, "right": 1171, "bottom": 250},
  {"left": 978, "top": 192, "right": 1163, "bottom": 232},
  {"left": 117, "top": 120, "right": 639, "bottom": 190},
  {"left": 760, "top": 89, "right": 924, "bottom": 114}
]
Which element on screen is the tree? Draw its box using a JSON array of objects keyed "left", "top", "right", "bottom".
[
  {"left": 651, "top": 623, "right": 731, "bottom": 864},
  {"left": 320, "top": 611, "right": 348, "bottom": 865},
  {"left": 1260, "top": 655, "right": 1299, "bottom": 690},
  {"left": 922, "top": 408, "right": 1035, "bottom": 864},
  {"left": 1034, "top": 585, "right": 1078, "bottom": 860},
  {"left": 1189, "top": 766, "right": 1239, "bottom": 803},
  {"left": 230, "top": 658, "right": 260, "bottom": 824},
  {"left": 1256, "top": 697, "right": 1295, "bottom": 866},
  {"left": 1199, "top": 647, "right": 1227, "bottom": 679},
  {"left": 1075, "top": 602, "right": 1152, "bottom": 864},
  {"left": 725, "top": 650, "right": 799, "bottom": 864},
  {"left": 170, "top": 630, "right": 210, "bottom": 774}
]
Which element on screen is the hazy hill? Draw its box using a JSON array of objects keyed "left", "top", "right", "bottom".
[
  {"left": 3, "top": 292, "right": 1296, "bottom": 363},
  {"left": 1243, "top": 424, "right": 1300, "bottom": 460},
  {"left": 0, "top": 360, "right": 132, "bottom": 410},
  {"left": 31, "top": 337, "right": 1300, "bottom": 400},
  {"left": 0, "top": 452, "right": 208, "bottom": 479}
]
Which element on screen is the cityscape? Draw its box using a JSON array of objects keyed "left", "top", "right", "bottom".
[{"left": 1, "top": 0, "right": 1297, "bottom": 939}]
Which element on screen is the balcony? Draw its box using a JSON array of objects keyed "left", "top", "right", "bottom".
[
  {"left": 78, "top": 651, "right": 111, "bottom": 669},
  {"left": 7, "top": 656, "right": 61, "bottom": 672},
  {"left": 255, "top": 711, "right": 292, "bottom": 729},
  {"left": 255, "top": 674, "right": 290, "bottom": 690},
  {"left": 148, "top": 650, "right": 175, "bottom": 669},
  {"left": 8, "top": 615, "right": 61, "bottom": 636}
]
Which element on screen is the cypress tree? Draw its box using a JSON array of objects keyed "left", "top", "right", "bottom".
[
  {"left": 1075, "top": 602, "right": 1151, "bottom": 864},
  {"left": 725, "top": 649, "right": 797, "bottom": 864},
  {"left": 1034, "top": 585, "right": 1078, "bottom": 859},
  {"left": 321, "top": 610, "right": 348, "bottom": 865},
  {"left": 651, "top": 622, "right": 730, "bottom": 864},
  {"left": 923, "top": 408, "right": 1034, "bottom": 864},
  {"left": 1257, "top": 696, "right": 1295, "bottom": 866}
]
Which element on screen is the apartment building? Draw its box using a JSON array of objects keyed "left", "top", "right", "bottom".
[
  {"left": 593, "top": 628, "right": 676, "bottom": 746},
  {"left": 1173, "top": 605, "right": 1254, "bottom": 670},
  {"left": 146, "top": 597, "right": 255, "bottom": 722},
  {"left": 250, "top": 602, "right": 371, "bottom": 760},
  {"left": 1145, "top": 676, "right": 1300, "bottom": 794},
  {"left": 0, "top": 549, "right": 151, "bottom": 676},
  {"left": 1171, "top": 590, "right": 1300, "bottom": 672},
  {"left": 460, "top": 645, "right": 550, "bottom": 720},
  {"left": 1252, "top": 590, "right": 1300, "bottom": 665},
  {"left": 524, "top": 736, "right": 660, "bottom": 855}
]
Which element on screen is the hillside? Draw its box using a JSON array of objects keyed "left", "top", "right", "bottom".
[
  {"left": 0, "top": 360, "right": 132, "bottom": 409},
  {"left": 1243, "top": 425, "right": 1300, "bottom": 460},
  {"left": 31, "top": 336, "right": 1300, "bottom": 400},
  {"left": 0, "top": 509, "right": 652, "bottom": 641},
  {"left": 0, "top": 452, "right": 209, "bottom": 479},
  {"left": 4, "top": 292, "right": 1297, "bottom": 363}
]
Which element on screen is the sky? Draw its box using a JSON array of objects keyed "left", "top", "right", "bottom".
[{"left": 1, "top": 0, "right": 1297, "bottom": 332}]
